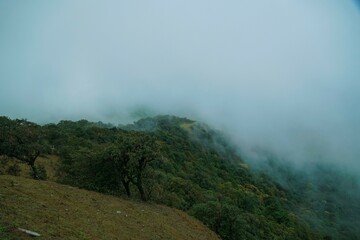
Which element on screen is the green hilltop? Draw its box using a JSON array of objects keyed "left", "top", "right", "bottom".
[{"left": 1, "top": 115, "right": 359, "bottom": 240}]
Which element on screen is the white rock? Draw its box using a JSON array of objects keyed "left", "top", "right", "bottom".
[{"left": 18, "top": 228, "right": 41, "bottom": 237}]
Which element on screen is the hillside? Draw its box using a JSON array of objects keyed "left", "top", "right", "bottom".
[
  {"left": 1, "top": 115, "right": 359, "bottom": 240},
  {"left": 0, "top": 175, "right": 219, "bottom": 240}
]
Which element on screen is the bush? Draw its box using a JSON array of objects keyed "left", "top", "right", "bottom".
[
  {"left": 6, "top": 163, "right": 21, "bottom": 176},
  {"left": 0, "top": 158, "right": 9, "bottom": 175}
]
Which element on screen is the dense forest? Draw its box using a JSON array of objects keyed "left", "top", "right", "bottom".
[{"left": 1, "top": 115, "right": 359, "bottom": 240}]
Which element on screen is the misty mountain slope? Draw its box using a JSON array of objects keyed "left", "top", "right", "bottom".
[
  {"left": 0, "top": 175, "right": 219, "bottom": 240},
  {"left": 48, "top": 116, "right": 320, "bottom": 239},
  {"left": 1, "top": 115, "right": 359, "bottom": 240},
  {"left": 122, "top": 115, "right": 360, "bottom": 240},
  {"left": 126, "top": 115, "right": 240, "bottom": 161},
  {"left": 252, "top": 155, "right": 360, "bottom": 240},
  {"left": 1, "top": 1, "right": 359, "bottom": 240}
]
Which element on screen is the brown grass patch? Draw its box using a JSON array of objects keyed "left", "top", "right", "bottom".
[{"left": 0, "top": 175, "right": 219, "bottom": 240}]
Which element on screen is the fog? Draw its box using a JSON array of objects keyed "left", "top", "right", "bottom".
[{"left": 1, "top": 1, "right": 359, "bottom": 173}]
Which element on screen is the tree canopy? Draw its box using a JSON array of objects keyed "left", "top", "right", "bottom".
[{"left": 0, "top": 117, "right": 45, "bottom": 179}]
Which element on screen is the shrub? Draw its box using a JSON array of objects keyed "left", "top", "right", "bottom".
[
  {"left": 30, "top": 164, "right": 47, "bottom": 180},
  {"left": 6, "top": 163, "right": 21, "bottom": 176}
]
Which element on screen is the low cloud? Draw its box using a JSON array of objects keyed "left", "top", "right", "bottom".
[{"left": 0, "top": 0, "right": 359, "bottom": 173}]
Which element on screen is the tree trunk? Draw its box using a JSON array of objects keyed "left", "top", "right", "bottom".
[
  {"left": 136, "top": 179, "right": 146, "bottom": 201},
  {"left": 30, "top": 163, "right": 39, "bottom": 180},
  {"left": 28, "top": 151, "right": 40, "bottom": 180},
  {"left": 122, "top": 180, "right": 131, "bottom": 197}
]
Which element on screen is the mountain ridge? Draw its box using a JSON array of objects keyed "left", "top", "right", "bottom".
[{"left": 1, "top": 115, "right": 359, "bottom": 240}]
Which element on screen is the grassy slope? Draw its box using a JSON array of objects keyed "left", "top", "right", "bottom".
[{"left": 0, "top": 175, "right": 219, "bottom": 240}]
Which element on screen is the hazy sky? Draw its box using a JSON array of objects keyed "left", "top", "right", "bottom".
[{"left": 1, "top": 1, "right": 359, "bottom": 172}]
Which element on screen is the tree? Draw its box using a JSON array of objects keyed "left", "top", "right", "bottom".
[
  {"left": 101, "top": 132, "right": 160, "bottom": 201},
  {"left": 101, "top": 143, "right": 132, "bottom": 197},
  {"left": 189, "top": 201, "right": 245, "bottom": 240},
  {"left": 0, "top": 117, "right": 44, "bottom": 179},
  {"left": 0, "top": 116, "right": 15, "bottom": 155}
]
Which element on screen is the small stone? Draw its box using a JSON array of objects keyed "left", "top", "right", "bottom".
[{"left": 18, "top": 228, "right": 41, "bottom": 237}]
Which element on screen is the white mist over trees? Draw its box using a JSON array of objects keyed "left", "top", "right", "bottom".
[{"left": 0, "top": 1, "right": 359, "bottom": 173}]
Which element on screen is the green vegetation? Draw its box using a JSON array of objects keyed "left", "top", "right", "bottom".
[
  {"left": 0, "top": 117, "right": 46, "bottom": 179},
  {"left": 1, "top": 115, "right": 359, "bottom": 239}
]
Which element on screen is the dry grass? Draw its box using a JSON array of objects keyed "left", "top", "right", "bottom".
[
  {"left": 179, "top": 122, "right": 195, "bottom": 131},
  {"left": 0, "top": 175, "right": 219, "bottom": 240}
]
